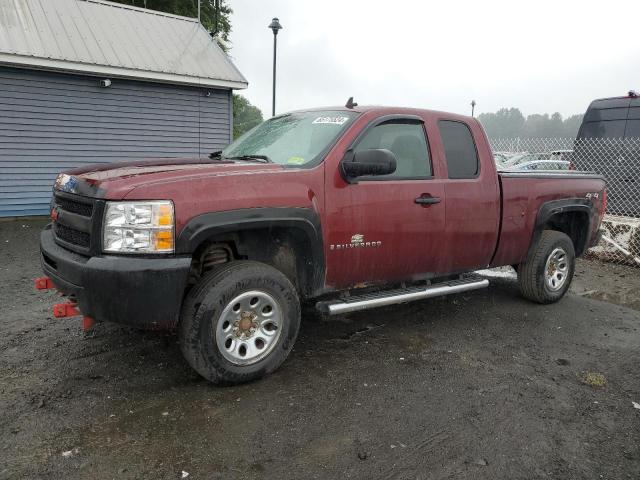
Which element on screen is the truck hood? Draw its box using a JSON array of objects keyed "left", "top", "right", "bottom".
[{"left": 56, "top": 158, "right": 287, "bottom": 199}]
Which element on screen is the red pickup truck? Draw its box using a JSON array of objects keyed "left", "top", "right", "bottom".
[{"left": 40, "top": 105, "right": 606, "bottom": 384}]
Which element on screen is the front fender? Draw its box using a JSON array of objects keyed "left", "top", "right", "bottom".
[{"left": 176, "top": 207, "right": 325, "bottom": 296}]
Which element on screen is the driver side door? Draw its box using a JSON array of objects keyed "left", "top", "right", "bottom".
[{"left": 324, "top": 115, "right": 447, "bottom": 289}]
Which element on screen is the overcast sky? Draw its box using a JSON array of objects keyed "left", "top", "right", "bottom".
[{"left": 227, "top": 0, "right": 638, "bottom": 119}]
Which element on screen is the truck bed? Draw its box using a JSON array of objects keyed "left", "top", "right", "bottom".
[{"left": 490, "top": 171, "right": 606, "bottom": 267}]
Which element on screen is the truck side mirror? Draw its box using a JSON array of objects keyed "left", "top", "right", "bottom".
[{"left": 340, "top": 148, "right": 397, "bottom": 181}]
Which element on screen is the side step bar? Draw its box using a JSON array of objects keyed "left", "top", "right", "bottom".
[{"left": 316, "top": 276, "right": 489, "bottom": 316}]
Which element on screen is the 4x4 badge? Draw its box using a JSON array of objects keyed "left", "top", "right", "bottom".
[{"left": 330, "top": 233, "right": 382, "bottom": 250}]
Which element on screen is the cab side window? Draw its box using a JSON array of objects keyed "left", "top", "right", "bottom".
[
  {"left": 354, "top": 121, "right": 431, "bottom": 178},
  {"left": 438, "top": 120, "right": 479, "bottom": 179}
]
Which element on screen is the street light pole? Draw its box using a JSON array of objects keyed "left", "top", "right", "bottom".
[
  {"left": 268, "top": 18, "right": 283, "bottom": 117},
  {"left": 471, "top": 100, "right": 476, "bottom": 117}
]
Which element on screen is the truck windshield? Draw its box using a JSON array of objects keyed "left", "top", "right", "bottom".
[{"left": 222, "top": 110, "right": 358, "bottom": 166}]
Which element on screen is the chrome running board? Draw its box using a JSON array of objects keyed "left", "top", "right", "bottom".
[{"left": 316, "top": 276, "right": 489, "bottom": 316}]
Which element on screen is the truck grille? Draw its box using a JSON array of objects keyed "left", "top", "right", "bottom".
[
  {"left": 55, "top": 196, "right": 94, "bottom": 217},
  {"left": 51, "top": 191, "right": 98, "bottom": 254},
  {"left": 53, "top": 222, "right": 90, "bottom": 248}
]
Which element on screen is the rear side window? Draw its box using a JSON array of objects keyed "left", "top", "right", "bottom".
[
  {"left": 627, "top": 106, "right": 640, "bottom": 120},
  {"left": 578, "top": 99, "right": 640, "bottom": 139},
  {"left": 579, "top": 120, "right": 626, "bottom": 138},
  {"left": 625, "top": 119, "right": 640, "bottom": 138},
  {"left": 584, "top": 107, "right": 629, "bottom": 122},
  {"left": 438, "top": 120, "right": 479, "bottom": 179}
]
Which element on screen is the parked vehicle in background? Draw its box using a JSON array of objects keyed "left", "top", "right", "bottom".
[
  {"left": 573, "top": 91, "right": 640, "bottom": 216},
  {"left": 549, "top": 149, "right": 573, "bottom": 161},
  {"left": 39, "top": 104, "right": 607, "bottom": 385},
  {"left": 493, "top": 151, "right": 517, "bottom": 165},
  {"left": 577, "top": 91, "right": 640, "bottom": 140},
  {"left": 495, "top": 152, "right": 540, "bottom": 169},
  {"left": 496, "top": 152, "right": 573, "bottom": 171}
]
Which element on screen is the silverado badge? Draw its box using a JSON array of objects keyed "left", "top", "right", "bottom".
[{"left": 330, "top": 234, "right": 382, "bottom": 250}]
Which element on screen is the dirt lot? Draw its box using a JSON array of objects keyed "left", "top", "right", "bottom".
[{"left": 1, "top": 219, "right": 639, "bottom": 480}]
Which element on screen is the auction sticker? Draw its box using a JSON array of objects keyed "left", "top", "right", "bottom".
[
  {"left": 312, "top": 116, "right": 349, "bottom": 125},
  {"left": 287, "top": 156, "right": 307, "bottom": 165}
]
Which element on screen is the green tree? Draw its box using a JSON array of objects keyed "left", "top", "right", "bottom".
[
  {"left": 110, "top": 0, "right": 232, "bottom": 50},
  {"left": 562, "top": 114, "right": 584, "bottom": 137},
  {"left": 233, "top": 95, "right": 263, "bottom": 139},
  {"left": 479, "top": 108, "right": 584, "bottom": 138},
  {"left": 478, "top": 108, "right": 525, "bottom": 138},
  {"left": 522, "top": 113, "right": 550, "bottom": 138},
  {"left": 549, "top": 112, "right": 564, "bottom": 137}
]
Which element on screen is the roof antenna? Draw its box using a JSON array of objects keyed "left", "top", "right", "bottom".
[{"left": 345, "top": 97, "right": 358, "bottom": 109}]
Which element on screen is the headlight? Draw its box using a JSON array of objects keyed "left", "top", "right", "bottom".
[{"left": 103, "top": 201, "right": 174, "bottom": 253}]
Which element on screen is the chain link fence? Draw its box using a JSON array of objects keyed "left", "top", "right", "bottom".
[{"left": 489, "top": 137, "right": 640, "bottom": 266}]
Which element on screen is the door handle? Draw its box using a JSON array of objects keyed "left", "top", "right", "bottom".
[{"left": 415, "top": 195, "right": 441, "bottom": 205}]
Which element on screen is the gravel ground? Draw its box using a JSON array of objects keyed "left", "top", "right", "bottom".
[{"left": 1, "top": 219, "right": 639, "bottom": 480}]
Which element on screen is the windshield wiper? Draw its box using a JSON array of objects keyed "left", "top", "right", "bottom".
[{"left": 225, "top": 155, "right": 272, "bottom": 163}]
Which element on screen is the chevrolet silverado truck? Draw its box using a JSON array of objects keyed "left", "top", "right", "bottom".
[{"left": 39, "top": 104, "right": 606, "bottom": 384}]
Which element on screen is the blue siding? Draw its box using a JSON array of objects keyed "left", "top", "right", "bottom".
[{"left": 0, "top": 67, "right": 232, "bottom": 217}]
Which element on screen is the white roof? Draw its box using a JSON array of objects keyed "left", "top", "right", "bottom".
[{"left": 0, "top": 0, "right": 247, "bottom": 89}]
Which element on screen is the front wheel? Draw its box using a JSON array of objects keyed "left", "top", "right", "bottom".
[
  {"left": 517, "top": 230, "right": 575, "bottom": 304},
  {"left": 179, "top": 261, "right": 301, "bottom": 385}
]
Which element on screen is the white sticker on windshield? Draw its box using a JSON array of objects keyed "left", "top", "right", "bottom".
[{"left": 312, "top": 116, "right": 349, "bottom": 125}]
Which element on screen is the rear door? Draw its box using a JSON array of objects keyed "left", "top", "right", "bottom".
[
  {"left": 434, "top": 119, "right": 500, "bottom": 272},
  {"left": 324, "top": 115, "right": 448, "bottom": 288}
]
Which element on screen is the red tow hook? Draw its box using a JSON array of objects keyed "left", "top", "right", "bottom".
[
  {"left": 35, "top": 277, "right": 54, "bottom": 290},
  {"left": 52, "top": 302, "right": 95, "bottom": 332},
  {"left": 36, "top": 277, "right": 95, "bottom": 331},
  {"left": 82, "top": 316, "right": 95, "bottom": 331},
  {"left": 53, "top": 302, "right": 80, "bottom": 318}
]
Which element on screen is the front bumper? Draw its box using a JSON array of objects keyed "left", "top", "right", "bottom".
[{"left": 40, "top": 225, "right": 191, "bottom": 329}]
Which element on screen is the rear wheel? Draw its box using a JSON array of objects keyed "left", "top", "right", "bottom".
[
  {"left": 179, "top": 261, "right": 300, "bottom": 385},
  {"left": 517, "top": 230, "right": 575, "bottom": 304}
]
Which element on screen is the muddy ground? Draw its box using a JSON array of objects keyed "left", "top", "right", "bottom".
[{"left": 1, "top": 219, "right": 639, "bottom": 480}]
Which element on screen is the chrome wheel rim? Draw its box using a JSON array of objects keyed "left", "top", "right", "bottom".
[
  {"left": 544, "top": 247, "right": 569, "bottom": 291},
  {"left": 216, "top": 290, "right": 283, "bottom": 366}
]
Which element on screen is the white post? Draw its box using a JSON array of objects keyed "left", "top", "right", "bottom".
[{"left": 198, "top": 0, "right": 201, "bottom": 22}]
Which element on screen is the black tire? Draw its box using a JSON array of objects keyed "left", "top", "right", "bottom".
[
  {"left": 179, "top": 261, "right": 300, "bottom": 385},
  {"left": 517, "top": 230, "right": 575, "bottom": 304}
]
